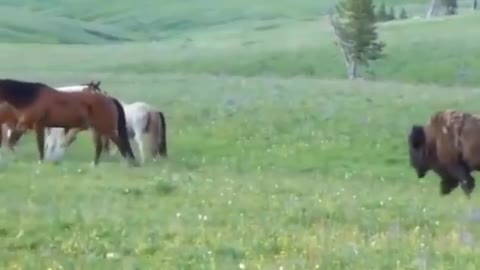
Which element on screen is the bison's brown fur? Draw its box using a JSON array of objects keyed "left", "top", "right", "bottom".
[{"left": 408, "top": 109, "right": 480, "bottom": 198}]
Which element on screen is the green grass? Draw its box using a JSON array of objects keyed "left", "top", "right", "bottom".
[
  {"left": 0, "top": 8, "right": 478, "bottom": 86},
  {"left": 2, "top": 73, "right": 480, "bottom": 269},
  {"left": 0, "top": 0, "right": 480, "bottom": 269}
]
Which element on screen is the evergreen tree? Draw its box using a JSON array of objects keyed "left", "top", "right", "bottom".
[
  {"left": 399, "top": 7, "right": 408, "bottom": 19},
  {"left": 331, "top": 0, "right": 385, "bottom": 79},
  {"left": 376, "top": 2, "right": 388, "bottom": 21},
  {"left": 387, "top": 6, "right": 396, "bottom": 20}
]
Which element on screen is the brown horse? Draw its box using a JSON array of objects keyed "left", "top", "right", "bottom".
[
  {"left": 75, "top": 84, "right": 167, "bottom": 163},
  {"left": 0, "top": 79, "right": 138, "bottom": 166},
  {"left": 53, "top": 81, "right": 109, "bottom": 148},
  {"left": 1, "top": 80, "right": 106, "bottom": 151}
]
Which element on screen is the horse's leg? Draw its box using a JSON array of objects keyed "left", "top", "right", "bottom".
[
  {"left": 133, "top": 128, "right": 145, "bottom": 164},
  {"left": 44, "top": 128, "right": 52, "bottom": 157},
  {"left": 101, "top": 136, "right": 113, "bottom": 155},
  {"left": 0, "top": 124, "right": 8, "bottom": 152},
  {"left": 34, "top": 124, "right": 46, "bottom": 162},
  {"left": 104, "top": 137, "right": 118, "bottom": 156},
  {"left": 101, "top": 136, "right": 108, "bottom": 153},
  {"left": 108, "top": 133, "right": 138, "bottom": 167},
  {"left": 45, "top": 127, "right": 68, "bottom": 160},
  {"left": 0, "top": 124, "right": 6, "bottom": 149},
  {"left": 92, "top": 131, "right": 103, "bottom": 166},
  {"left": 0, "top": 124, "right": 4, "bottom": 148},
  {"left": 7, "top": 129, "right": 25, "bottom": 151},
  {"left": 63, "top": 128, "right": 80, "bottom": 147}
]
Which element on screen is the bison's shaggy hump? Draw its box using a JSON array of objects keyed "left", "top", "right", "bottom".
[{"left": 408, "top": 109, "right": 480, "bottom": 198}]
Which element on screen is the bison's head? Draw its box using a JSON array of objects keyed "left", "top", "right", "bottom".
[{"left": 408, "top": 125, "right": 431, "bottom": 178}]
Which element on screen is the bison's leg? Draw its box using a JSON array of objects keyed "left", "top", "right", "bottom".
[
  {"left": 436, "top": 169, "right": 460, "bottom": 195},
  {"left": 448, "top": 162, "right": 475, "bottom": 198},
  {"left": 460, "top": 176, "right": 475, "bottom": 198}
]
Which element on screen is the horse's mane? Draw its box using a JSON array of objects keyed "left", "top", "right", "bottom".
[
  {"left": 0, "top": 79, "right": 46, "bottom": 108},
  {"left": 56, "top": 85, "right": 86, "bottom": 92}
]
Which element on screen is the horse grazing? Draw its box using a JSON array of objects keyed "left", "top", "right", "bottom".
[
  {"left": 31, "top": 82, "right": 167, "bottom": 164},
  {"left": 408, "top": 109, "right": 480, "bottom": 198},
  {"left": 0, "top": 80, "right": 104, "bottom": 153},
  {"left": 0, "top": 79, "right": 138, "bottom": 166},
  {"left": 44, "top": 81, "right": 107, "bottom": 156},
  {"left": 102, "top": 101, "right": 167, "bottom": 163}
]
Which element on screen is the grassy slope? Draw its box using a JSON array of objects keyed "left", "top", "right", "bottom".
[
  {"left": 105, "top": 13, "right": 479, "bottom": 86},
  {"left": 0, "top": 4, "right": 478, "bottom": 86},
  {"left": 0, "top": 0, "right": 457, "bottom": 44},
  {"left": 0, "top": 1, "right": 480, "bottom": 269}
]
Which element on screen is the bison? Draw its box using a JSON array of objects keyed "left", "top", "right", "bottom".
[{"left": 408, "top": 109, "right": 480, "bottom": 198}]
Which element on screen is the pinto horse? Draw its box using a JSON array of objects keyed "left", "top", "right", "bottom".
[
  {"left": 103, "top": 101, "right": 168, "bottom": 163},
  {"left": 0, "top": 79, "right": 138, "bottom": 166}
]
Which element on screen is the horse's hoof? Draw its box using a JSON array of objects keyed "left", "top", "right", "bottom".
[{"left": 128, "top": 160, "right": 140, "bottom": 167}]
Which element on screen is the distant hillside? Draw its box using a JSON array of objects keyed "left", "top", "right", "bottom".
[{"left": 0, "top": 0, "right": 454, "bottom": 44}]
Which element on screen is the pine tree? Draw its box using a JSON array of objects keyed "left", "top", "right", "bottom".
[
  {"left": 387, "top": 6, "right": 396, "bottom": 20},
  {"left": 330, "top": 0, "right": 386, "bottom": 79},
  {"left": 399, "top": 7, "right": 408, "bottom": 19},
  {"left": 376, "top": 2, "right": 388, "bottom": 21}
]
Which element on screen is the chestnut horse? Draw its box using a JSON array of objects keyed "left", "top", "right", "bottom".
[
  {"left": 0, "top": 79, "right": 138, "bottom": 166},
  {"left": 46, "top": 85, "right": 167, "bottom": 164},
  {"left": 1, "top": 81, "right": 104, "bottom": 152}
]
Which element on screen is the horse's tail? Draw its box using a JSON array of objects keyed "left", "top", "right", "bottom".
[
  {"left": 110, "top": 97, "right": 137, "bottom": 165},
  {"left": 157, "top": 111, "right": 167, "bottom": 157},
  {"left": 147, "top": 110, "right": 167, "bottom": 158}
]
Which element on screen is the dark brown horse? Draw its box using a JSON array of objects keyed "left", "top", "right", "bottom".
[
  {"left": 51, "top": 81, "right": 109, "bottom": 148},
  {"left": 1, "top": 80, "right": 106, "bottom": 151},
  {"left": 0, "top": 79, "right": 138, "bottom": 166}
]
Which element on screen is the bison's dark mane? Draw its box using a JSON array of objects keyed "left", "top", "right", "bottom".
[{"left": 409, "top": 125, "right": 426, "bottom": 149}]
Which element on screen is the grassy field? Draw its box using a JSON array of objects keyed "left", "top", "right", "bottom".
[
  {"left": 1, "top": 0, "right": 480, "bottom": 269},
  {"left": 4, "top": 74, "right": 480, "bottom": 269}
]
